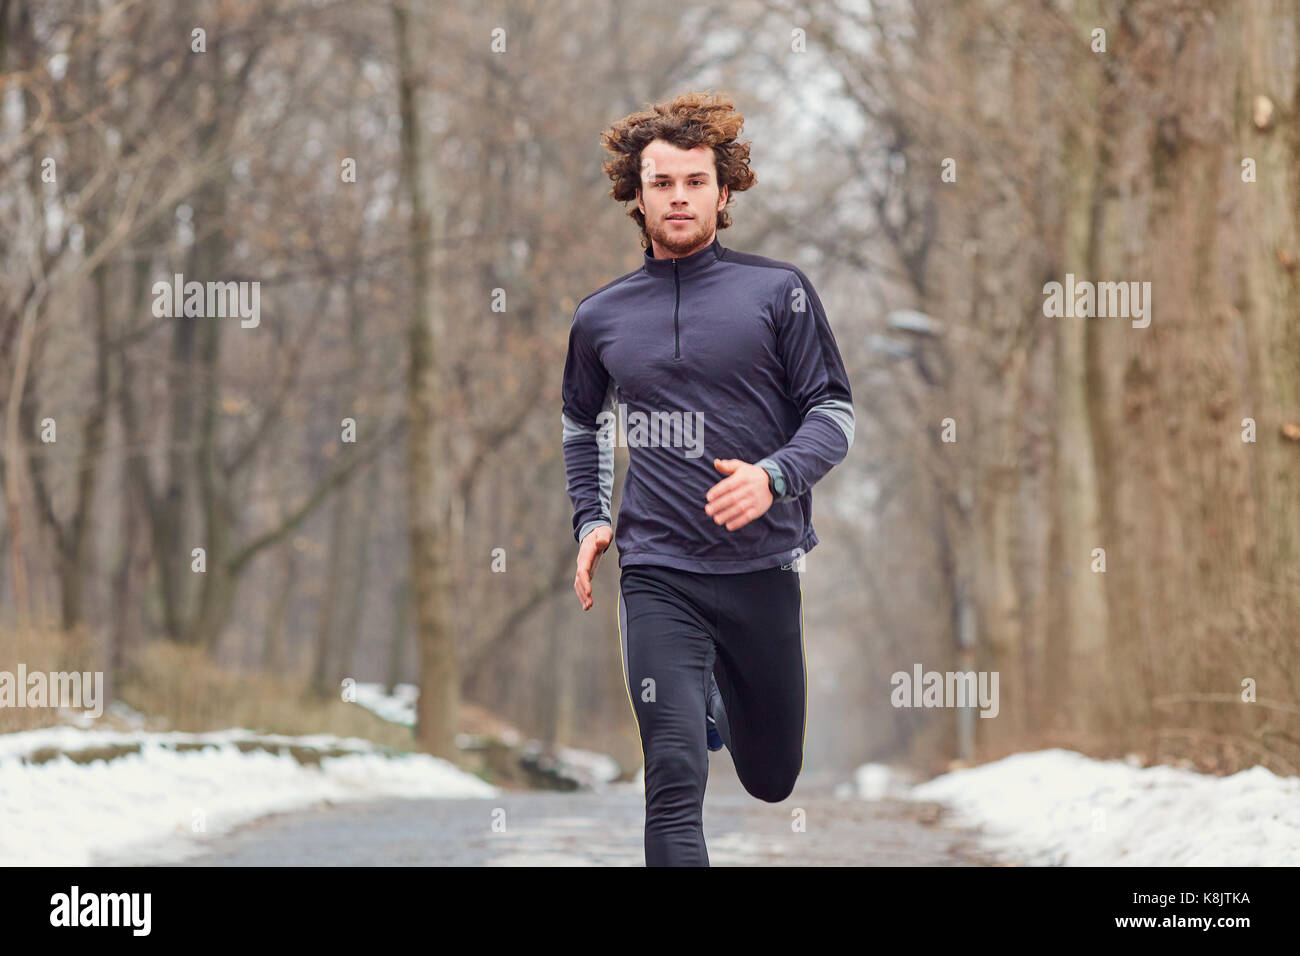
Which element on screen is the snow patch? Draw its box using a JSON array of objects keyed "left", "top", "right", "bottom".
[
  {"left": 0, "top": 727, "right": 498, "bottom": 866},
  {"left": 865, "top": 748, "right": 1300, "bottom": 866}
]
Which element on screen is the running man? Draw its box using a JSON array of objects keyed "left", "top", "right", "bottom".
[{"left": 560, "top": 91, "right": 855, "bottom": 866}]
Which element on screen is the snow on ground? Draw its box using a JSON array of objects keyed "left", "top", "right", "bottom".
[
  {"left": 0, "top": 726, "right": 498, "bottom": 866},
  {"left": 351, "top": 681, "right": 420, "bottom": 728},
  {"left": 3, "top": 687, "right": 626, "bottom": 866},
  {"left": 854, "top": 748, "right": 1300, "bottom": 865},
  {"left": 354, "top": 682, "right": 624, "bottom": 790},
  {"left": 529, "top": 742, "right": 622, "bottom": 789}
]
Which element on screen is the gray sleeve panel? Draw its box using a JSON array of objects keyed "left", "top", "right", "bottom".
[
  {"left": 577, "top": 518, "right": 613, "bottom": 543},
  {"left": 807, "top": 398, "right": 855, "bottom": 452},
  {"left": 561, "top": 377, "right": 616, "bottom": 521}
]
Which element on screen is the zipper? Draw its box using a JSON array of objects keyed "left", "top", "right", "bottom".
[{"left": 672, "top": 257, "right": 681, "bottom": 359}]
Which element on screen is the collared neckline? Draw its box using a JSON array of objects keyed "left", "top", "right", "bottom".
[{"left": 642, "top": 234, "right": 726, "bottom": 278}]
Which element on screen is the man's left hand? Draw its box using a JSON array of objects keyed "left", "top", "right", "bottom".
[{"left": 705, "top": 458, "right": 774, "bottom": 531}]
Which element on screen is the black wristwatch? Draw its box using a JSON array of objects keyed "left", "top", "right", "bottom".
[{"left": 760, "top": 461, "right": 787, "bottom": 498}]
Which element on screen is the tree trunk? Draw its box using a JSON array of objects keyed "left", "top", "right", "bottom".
[{"left": 395, "top": 0, "right": 457, "bottom": 759}]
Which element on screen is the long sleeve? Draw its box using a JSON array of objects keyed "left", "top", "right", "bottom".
[
  {"left": 755, "top": 270, "right": 855, "bottom": 501},
  {"left": 561, "top": 313, "right": 616, "bottom": 543}
]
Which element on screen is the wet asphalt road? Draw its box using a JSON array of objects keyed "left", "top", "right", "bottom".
[{"left": 142, "top": 764, "right": 1013, "bottom": 867}]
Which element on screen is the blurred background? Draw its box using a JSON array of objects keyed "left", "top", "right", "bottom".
[{"left": 1, "top": 0, "right": 1298, "bottom": 804}]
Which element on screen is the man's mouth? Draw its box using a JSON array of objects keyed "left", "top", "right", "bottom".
[{"left": 666, "top": 214, "right": 693, "bottom": 221}]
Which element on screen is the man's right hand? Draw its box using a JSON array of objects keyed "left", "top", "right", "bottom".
[{"left": 574, "top": 525, "right": 614, "bottom": 611}]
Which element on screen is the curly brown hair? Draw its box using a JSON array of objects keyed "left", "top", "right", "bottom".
[{"left": 600, "top": 91, "right": 757, "bottom": 249}]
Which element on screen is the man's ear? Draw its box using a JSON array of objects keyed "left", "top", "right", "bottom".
[{"left": 717, "top": 184, "right": 728, "bottom": 210}]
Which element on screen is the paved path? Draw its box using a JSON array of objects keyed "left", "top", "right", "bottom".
[{"left": 147, "top": 762, "right": 1013, "bottom": 867}]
